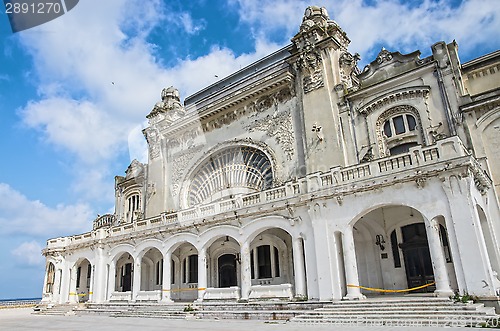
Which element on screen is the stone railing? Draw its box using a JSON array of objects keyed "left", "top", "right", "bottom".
[
  {"left": 93, "top": 214, "right": 116, "bottom": 230},
  {"left": 47, "top": 136, "right": 477, "bottom": 250}
]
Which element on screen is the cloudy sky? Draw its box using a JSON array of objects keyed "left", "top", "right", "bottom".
[{"left": 0, "top": 0, "right": 498, "bottom": 299}]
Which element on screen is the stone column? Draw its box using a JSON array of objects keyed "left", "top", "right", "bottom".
[
  {"left": 68, "top": 266, "right": 78, "bottom": 304},
  {"left": 161, "top": 251, "right": 173, "bottom": 303},
  {"left": 107, "top": 263, "right": 116, "bottom": 301},
  {"left": 342, "top": 226, "right": 365, "bottom": 300},
  {"left": 442, "top": 175, "right": 497, "bottom": 296},
  {"left": 93, "top": 245, "right": 106, "bottom": 303},
  {"left": 132, "top": 260, "right": 141, "bottom": 302},
  {"left": 59, "top": 266, "right": 70, "bottom": 304},
  {"left": 426, "top": 218, "right": 454, "bottom": 296},
  {"left": 53, "top": 267, "right": 62, "bottom": 304},
  {"left": 197, "top": 248, "right": 207, "bottom": 301},
  {"left": 88, "top": 265, "right": 95, "bottom": 302},
  {"left": 292, "top": 237, "right": 307, "bottom": 298},
  {"left": 240, "top": 241, "right": 252, "bottom": 300}
]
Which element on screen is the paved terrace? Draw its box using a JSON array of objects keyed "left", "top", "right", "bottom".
[
  {"left": 0, "top": 307, "right": 491, "bottom": 331},
  {"left": 45, "top": 136, "right": 490, "bottom": 250}
]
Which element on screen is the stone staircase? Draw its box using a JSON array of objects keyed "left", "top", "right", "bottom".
[
  {"left": 290, "top": 297, "right": 499, "bottom": 327},
  {"left": 75, "top": 301, "right": 324, "bottom": 320},
  {"left": 33, "top": 303, "right": 78, "bottom": 316}
]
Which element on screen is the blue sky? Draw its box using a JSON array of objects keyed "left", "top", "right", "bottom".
[{"left": 0, "top": 0, "right": 498, "bottom": 300}]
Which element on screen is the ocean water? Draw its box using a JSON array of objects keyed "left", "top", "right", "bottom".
[{"left": 0, "top": 298, "right": 41, "bottom": 306}]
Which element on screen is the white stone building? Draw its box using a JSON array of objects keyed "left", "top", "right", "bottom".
[{"left": 42, "top": 6, "right": 500, "bottom": 307}]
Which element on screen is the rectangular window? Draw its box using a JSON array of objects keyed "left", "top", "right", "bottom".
[
  {"left": 391, "top": 231, "right": 401, "bottom": 268},
  {"left": 393, "top": 115, "right": 405, "bottom": 135},
  {"left": 86, "top": 265, "right": 91, "bottom": 288},
  {"left": 250, "top": 249, "right": 255, "bottom": 279},
  {"left": 155, "top": 261, "right": 160, "bottom": 285},
  {"left": 257, "top": 245, "right": 272, "bottom": 279},
  {"left": 274, "top": 247, "right": 280, "bottom": 277},
  {"left": 76, "top": 267, "right": 81, "bottom": 288},
  {"left": 171, "top": 260, "right": 175, "bottom": 284},
  {"left": 188, "top": 255, "right": 198, "bottom": 283}
]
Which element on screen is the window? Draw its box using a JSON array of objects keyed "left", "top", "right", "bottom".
[
  {"left": 171, "top": 260, "right": 175, "bottom": 284},
  {"left": 183, "top": 255, "right": 198, "bottom": 283},
  {"left": 390, "top": 230, "right": 401, "bottom": 268},
  {"left": 274, "top": 247, "right": 280, "bottom": 277},
  {"left": 257, "top": 245, "right": 272, "bottom": 279},
  {"left": 188, "top": 146, "right": 273, "bottom": 206},
  {"left": 155, "top": 259, "right": 163, "bottom": 285},
  {"left": 76, "top": 266, "right": 81, "bottom": 288},
  {"left": 46, "top": 263, "right": 55, "bottom": 294},
  {"left": 383, "top": 114, "right": 417, "bottom": 138},
  {"left": 439, "top": 225, "right": 453, "bottom": 263},
  {"left": 86, "top": 264, "right": 91, "bottom": 288},
  {"left": 126, "top": 194, "right": 140, "bottom": 222}
]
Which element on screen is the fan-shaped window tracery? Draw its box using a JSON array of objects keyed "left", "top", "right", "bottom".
[{"left": 188, "top": 146, "right": 273, "bottom": 206}]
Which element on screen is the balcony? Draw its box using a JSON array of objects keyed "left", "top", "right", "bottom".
[{"left": 45, "top": 136, "right": 488, "bottom": 251}]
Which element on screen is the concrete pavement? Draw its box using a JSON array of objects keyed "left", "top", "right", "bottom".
[{"left": 0, "top": 307, "right": 490, "bottom": 330}]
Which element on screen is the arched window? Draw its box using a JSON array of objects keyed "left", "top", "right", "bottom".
[
  {"left": 187, "top": 146, "right": 273, "bottom": 206},
  {"left": 45, "top": 263, "right": 55, "bottom": 294},
  {"left": 377, "top": 106, "right": 422, "bottom": 156},
  {"left": 126, "top": 193, "right": 140, "bottom": 223}
]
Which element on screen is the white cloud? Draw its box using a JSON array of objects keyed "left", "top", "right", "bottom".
[
  {"left": 11, "top": 241, "right": 44, "bottom": 267},
  {"left": 0, "top": 183, "right": 94, "bottom": 237},
  {"left": 229, "top": 0, "right": 500, "bottom": 62},
  {"left": 179, "top": 12, "right": 207, "bottom": 35}
]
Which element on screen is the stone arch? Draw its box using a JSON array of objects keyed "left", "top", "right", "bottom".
[
  {"left": 198, "top": 225, "right": 242, "bottom": 249},
  {"left": 164, "top": 233, "right": 198, "bottom": 253},
  {"left": 135, "top": 239, "right": 164, "bottom": 260},
  {"left": 347, "top": 204, "right": 457, "bottom": 297},
  {"left": 242, "top": 215, "right": 299, "bottom": 244},
  {"left": 108, "top": 244, "right": 136, "bottom": 264},
  {"left": 179, "top": 139, "right": 278, "bottom": 209}
]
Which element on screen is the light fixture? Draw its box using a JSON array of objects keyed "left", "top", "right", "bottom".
[
  {"left": 235, "top": 253, "right": 241, "bottom": 264},
  {"left": 375, "top": 234, "right": 386, "bottom": 251}
]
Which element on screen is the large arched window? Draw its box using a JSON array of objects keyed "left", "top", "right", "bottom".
[
  {"left": 126, "top": 193, "right": 140, "bottom": 223},
  {"left": 377, "top": 105, "right": 422, "bottom": 156},
  {"left": 187, "top": 146, "right": 273, "bottom": 206}
]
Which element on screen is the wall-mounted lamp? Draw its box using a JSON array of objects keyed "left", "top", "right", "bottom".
[
  {"left": 375, "top": 234, "right": 386, "bottom": 251},
  {"left": 235, "top": 253, "right": 241, "bottom": 264}
]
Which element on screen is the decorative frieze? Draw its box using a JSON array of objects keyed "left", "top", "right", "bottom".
[
  {"left": 169, "top": 145, "right": 204, "bottom": 197},
  {"left": 245, "top": 110, "right": 295, "bottom": 160}
]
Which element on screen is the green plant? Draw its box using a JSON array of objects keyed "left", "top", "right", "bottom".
[
  {"left": 451, "top": 291, "right": 478, "bottom": 304},
  {"left": 183, "top": 304, "right": 195, "bottom": 312}
]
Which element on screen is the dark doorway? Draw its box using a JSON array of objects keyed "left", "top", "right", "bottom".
[
  {"left": 399, "top": 223, "right": 435, "bottom": 292},
  {"left": 218, "top": 254, "right": 237, "bottom": 288},
  {"left": 122, "top": 263, "right": 132, "bottom": 292}
]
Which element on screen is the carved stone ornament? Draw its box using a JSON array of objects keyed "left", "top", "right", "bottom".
[
  {"left": 246, "top": 110, "right": 295, "bottom": 160},
  {"left": 143, "top": 127, "right": 161, "bottom": 160},
  {"left": 376, "top": 48, "right": 393, "bottom": 64},
  {"left": 147, "top": 86, "right": 186, "bottom": 126},
  {"left": 339, "top": 52, "right": 361, "bottom": 88},
  {"left": 169, "top": 145, "right": 204, "bottom": 196},
  {"left": 202, "top": 87, "right": 294, "bottom": 133},
  {"left": 296, "top": 41, "right": 324, "bottom": 93}
]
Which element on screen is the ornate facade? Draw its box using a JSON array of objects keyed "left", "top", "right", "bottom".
[{"left": 42, "top": 6, "right": 500, "bottom": 307}]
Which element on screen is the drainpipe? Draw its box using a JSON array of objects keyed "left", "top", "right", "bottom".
[
  {"left": 435, "top": 63, "right": 457, "bottom": 136},
  {"left": 346, "top": 98, "right": 360, "bottom": 164}
]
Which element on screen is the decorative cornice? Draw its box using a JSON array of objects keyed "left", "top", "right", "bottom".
[{"left": 358, "top": 86, "right": 431, "bottom": 115}]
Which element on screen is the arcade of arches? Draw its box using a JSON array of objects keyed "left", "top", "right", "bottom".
[{"left": 44, "top": 201, "right": 499, "bottom": 303}]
